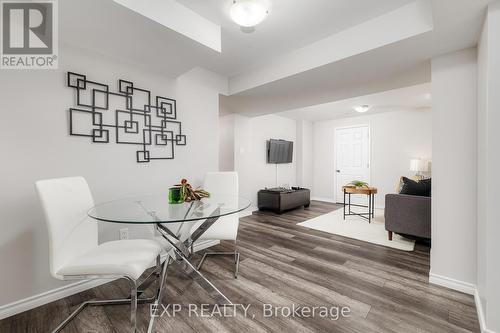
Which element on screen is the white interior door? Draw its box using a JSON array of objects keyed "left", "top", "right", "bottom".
[{"left": 335, "top": 126, "right": 370, "bottom": 203}]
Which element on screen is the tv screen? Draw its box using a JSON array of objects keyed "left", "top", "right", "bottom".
[{"left": 267, "top": 139, "right": 293, "bottom": 164}]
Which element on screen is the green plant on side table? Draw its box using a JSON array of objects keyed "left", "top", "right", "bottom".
[{"left": 347, "top": 180, "right": 369, "bottom": 188}]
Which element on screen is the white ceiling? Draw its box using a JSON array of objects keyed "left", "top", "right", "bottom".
[
  {"left": 60, "top": 0, "right": 219, "bottom": 78},
  {"left": 277, "top": 83, "right": 431, "bottom": 121},
  {"left": 60, "top": 0, "right": 415, "bottom": 78},
  {"left": 221, "top": 0, "right": 491, "bottom": 116},
  {"left": 60, "top": 0, "right": 493, "bottom": 117},
  {"left": 176, "top": 0, "right": 415, "bottom": 76}
]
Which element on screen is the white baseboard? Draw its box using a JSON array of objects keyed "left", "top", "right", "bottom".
[
  {"left": 311, "top": 197, "right": 336, "bottom": 203},
  {"left": 0, "top": 278, "right": 109, "bottom": 320},
  {"left": 311, "top": 197, "right": 385, "bottom": 210},
  {"left": 0, "top": 239, "right": 220, "bottom": 321},
  {"left": 475, "top": 288, "right": 487, "bottom": 333},
  {"left": 429, "top": 274, "right": 499, "bottom": 333},
  {"left": 474, "top": 288, "right": 497, "bottom": 333},
  {"left": 429, "top": 272, "right": 475, "bottom": 295}
]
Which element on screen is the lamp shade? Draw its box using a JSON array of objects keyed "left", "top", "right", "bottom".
[{"left": 410, "top": 159, "right": 429, "bottom": 172}]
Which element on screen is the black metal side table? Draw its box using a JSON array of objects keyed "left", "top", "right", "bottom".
[{"left": 343, "top": 186, "right": 377, "bottom": 223}]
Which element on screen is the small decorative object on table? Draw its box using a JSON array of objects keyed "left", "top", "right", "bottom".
[
  {"left": 168, "top": 187, "right": 184, "bottom": 204},
  {"left": 170, "top": 179, "right": 210, "bottom": 203},
  {"left": 347, "top": 180, "right": 369, "bottom": 188}
]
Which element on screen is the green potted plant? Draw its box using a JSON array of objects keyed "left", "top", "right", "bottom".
[
  {"left": 175, "top": 179, "right": 210, "bottom": 202},
  {"left": 347, "top": 180, "right": 369, "bottom": 188}
]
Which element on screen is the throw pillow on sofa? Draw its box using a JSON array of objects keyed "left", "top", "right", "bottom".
[{"left": 399, "top": 177, "right": 431, "bottom": 197}]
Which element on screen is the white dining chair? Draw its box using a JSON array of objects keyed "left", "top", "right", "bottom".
[
  {"left": 35, "top": 177, "right": 163, "bottom": 333},
  {"left": 193, "top": 172, "right": 241, "bottom": 278}
]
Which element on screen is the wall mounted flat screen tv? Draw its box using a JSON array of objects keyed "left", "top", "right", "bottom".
[{"left": 267, "top": 139, "right": 293, "bottom": 164}]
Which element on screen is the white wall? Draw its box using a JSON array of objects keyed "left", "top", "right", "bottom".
[
  {"left": 477, "top": 9, "right": 489, "bottom": 324},
  {"left": 233, "top": 114, "right": 297, "bottom": 206},
  {"left": 219, "top": 114, "right": 235, "bottom": 171},
  {"left": 477, "top": 2, "right": 500, "bottom": 332},
  {"left": 312, "top": 109, "right": 432, "bottom": 208},
  {"left": 0, "top": 45, "right": 223, "bottom": 308},
  {"left": 296, "top": 120, "right": 313, "bottom": 189},
  {"left": 430, "top": 48, "right": 477, "bottom": 290}
]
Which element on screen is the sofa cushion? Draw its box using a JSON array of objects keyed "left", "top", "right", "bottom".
[
  {"left": 385, "top": 194, "right": 431, "bottom": 239},
  {"left": 399, "top": 177, "right": 431, "bottom": 197}
]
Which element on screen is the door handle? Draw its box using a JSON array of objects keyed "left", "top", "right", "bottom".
[{"left": 336, "top": 170, "right": 340, "bottom": 173}]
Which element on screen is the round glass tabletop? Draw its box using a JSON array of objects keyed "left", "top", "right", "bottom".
[{"left": 88, "top": 195, "right": 251, "bottom": 224}]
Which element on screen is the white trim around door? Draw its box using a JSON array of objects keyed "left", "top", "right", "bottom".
[{"left": 334, "top": 124, "right": 371, "bottom": 204}]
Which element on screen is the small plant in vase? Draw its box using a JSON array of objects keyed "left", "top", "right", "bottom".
[{"left": 176, "top": 179, "right": 210, "bottom": 202}]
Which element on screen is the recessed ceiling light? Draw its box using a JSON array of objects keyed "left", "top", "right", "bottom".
[
  {"left": 354, "top": 105, "right": 371, "bottom": 113},
  {"left": 230, "top": 0, "right": 268, "bottom": 28}
]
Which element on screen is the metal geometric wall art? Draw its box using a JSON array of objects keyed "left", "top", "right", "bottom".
[{"left": 67, "top": 71, "right": 187, "bottom": 163}]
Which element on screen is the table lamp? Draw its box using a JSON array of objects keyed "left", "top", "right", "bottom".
[{"left": 410, "top": 159, "right": 429, "bottom": 180}]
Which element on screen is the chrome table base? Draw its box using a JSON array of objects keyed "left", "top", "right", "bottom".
[
  {"left": 53, "top": 208, "right": 234, "bottom": 333},
  {"left": 148, "top": 207, "right": 233, "bottom": 332}
]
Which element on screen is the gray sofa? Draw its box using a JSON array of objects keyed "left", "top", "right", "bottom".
[{"left": 385, "top": 194, "right": 431, "bottom": 240}]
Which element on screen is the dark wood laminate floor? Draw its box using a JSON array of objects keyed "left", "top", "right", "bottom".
[{"left": 0, "top": 201, "right": 480, "bottom": 333}]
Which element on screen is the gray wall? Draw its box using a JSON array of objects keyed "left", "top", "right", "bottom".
[
  {"left": 477, "top": 2, "right": 500, "bottom": 331},
  {"left": 0, "top": 45, "right": 222, "bottom": 307},
  {"left": 430, "top": 48, "right": 477, "bottom": 287}
]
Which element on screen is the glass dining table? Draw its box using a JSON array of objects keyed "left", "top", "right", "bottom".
[{"left": 88, "top": 194, "right": 250, "bottom": 332}]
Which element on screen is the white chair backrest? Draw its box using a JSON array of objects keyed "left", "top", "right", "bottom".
[
  {"left": 35, "top": 177, "right": 97, "bottom": 279},
  {"left": 204, "top": 172, "right": 239, "bottom": 229},
  {"left": 204, "top": 171, "right": 239, "bottom": 201}
]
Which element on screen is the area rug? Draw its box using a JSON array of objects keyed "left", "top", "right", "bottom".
[{"left": 297, "top": 208, "right": 415, "bottom": 251}]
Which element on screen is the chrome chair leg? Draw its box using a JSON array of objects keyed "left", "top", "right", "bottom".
[
  {"left": 137, "top": 255, "right": 162, "bottom": 296},
  {"left": 234, "top": 249, "right": 240, "bottom": 278},
  {"left": 147, "top": 256, "right": 171, "bottom": 333},
  {"left": 129, "top": 278, "right": 138, "bottom": 332},
  {"left": 51, "top": 255, "right": 163, "bottom": 333},
  {"left": 52, "top": 302, "right": 87, "bottom": 333},
  {"left": 197, "top": 240, "right": 240, "bottom": 278}
]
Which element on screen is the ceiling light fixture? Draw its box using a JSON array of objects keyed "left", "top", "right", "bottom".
[
  {"left": 354, "top": 105, "right": 371, "bottom": 113},
  {"left": 230, "top": 0, "right": 268, "bottom": 28}
]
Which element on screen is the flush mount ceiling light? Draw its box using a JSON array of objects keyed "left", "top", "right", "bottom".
[
  {"left": 230, "top": 0, "right": 269, "bottom": 28},
  {"left": 354, "top": 105, "right": 372, "bottom": 113}
]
